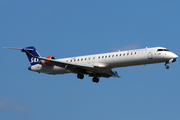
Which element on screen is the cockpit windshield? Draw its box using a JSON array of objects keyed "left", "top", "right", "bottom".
[
  {"left": 164, "top": 49, "right": 170, "bottom": 51},
  {"left": 157, "top": 49, "right": 170, "bottom": 52}
]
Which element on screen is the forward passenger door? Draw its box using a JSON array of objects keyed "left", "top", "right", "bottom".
[{"left": 148, "top": 49, "right": 153, "bottom": 59}]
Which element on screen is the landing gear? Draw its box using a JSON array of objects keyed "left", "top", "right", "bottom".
[
  {"left": 165, "top": 65, "right": 169, "bottom": 69},
  {"left": 77, "top": 74, "right": 100, "bottom": 83},
  {"left": 165, "top": 62, "right": 170, "bottom": 69},
  {"left": 77, "top": 73, "right": 84, "bottom": 79},
  {"left": 92, "top": 77, "right": 99, "bottom": 83}
]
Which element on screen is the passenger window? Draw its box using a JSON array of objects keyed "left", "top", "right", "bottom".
[
  {"left": 85, "top": 58, "right": 87, "bottom": 60},
  {"left": 131, "top": 53, "right": 133, "bottom": 55},
  {"left": 116, "top": 54, "right": 118, "bottom": 57},
  {"left": 102, "top": 56, "right": 104, "bottom": 58},
  {"left": 77, "top": 59, "right": 79, "bottom": 61},
  {"left": 81, "top": 58, "right": 83, "bottom": 61},
  {"left": 109, "top": 55, "right": 111, "bottom": 57},
  {"left": 105, "top": 56, "right": 107, "bottom": 58},
  {"left": 98, "top": 56, "right": 100, "bottom": 59},
  {"left": 127, "top": 53, "right": 129, "bottom": 55},
  {"left": 71, "top": 60, "right": 72, "bottom": 62},
  {"left": 112, "top": 55, "right": 114, "bottom": 57},
  {"left": 120, "top": 54, "right": 121, "bottom": 56},
  {"left": 123, "top": 53, "right": 125, "bottom": 56}
]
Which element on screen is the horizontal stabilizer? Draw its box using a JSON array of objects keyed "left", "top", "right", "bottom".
[
  {"left": 3, "top": 47, "right": 34, "bottom": 51},
  {"left": 3, "top": 46, "right": 40, "bottom": 65}
]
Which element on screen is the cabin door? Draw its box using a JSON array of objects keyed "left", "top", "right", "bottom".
[{"left": 148, "top": 52, "right": 153, "bottom": 59}]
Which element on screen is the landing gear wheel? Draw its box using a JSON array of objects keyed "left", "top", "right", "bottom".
[
  {"left": 77, "top": 74, "right": 84, "bottom": 79},
  {"left": 165, "top": 65, "right": 169, "bottom": 69},
  {"left": 165, "top": 61, "right": 170, "bottom": 69},
  {"left": 92, "top": 77, "right": 99, "bottom": 83}
]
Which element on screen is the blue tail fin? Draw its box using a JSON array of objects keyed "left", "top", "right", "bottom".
[{"left": 21, "top": 46, "right": 41, "bottom": 66}]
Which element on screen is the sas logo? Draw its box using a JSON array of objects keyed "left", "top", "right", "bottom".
[{"left": 30, "top": 58, "right": 39, "bottom": 63}]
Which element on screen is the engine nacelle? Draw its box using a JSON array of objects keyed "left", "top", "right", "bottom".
[{"left": 39, "top": 56, "right": 55, "bottom": 66}]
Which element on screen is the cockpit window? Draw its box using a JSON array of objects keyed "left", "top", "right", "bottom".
[
  {"left": 157, "top": 49, "right": 163, "bottom": 51},
  {"left": 157, "top": 49, "right": 170, "bottom": 52},
  {"left": 164, "top": 49, "right": 169, "bottom": 51}
]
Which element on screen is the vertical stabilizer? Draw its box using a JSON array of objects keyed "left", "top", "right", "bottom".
[{"left": 21, "top": 46, "right": 41, "bottom": 66}]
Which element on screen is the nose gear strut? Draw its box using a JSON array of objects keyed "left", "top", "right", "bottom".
[{"left": 165, "top": 61, "right": 169, "bottom": 69}]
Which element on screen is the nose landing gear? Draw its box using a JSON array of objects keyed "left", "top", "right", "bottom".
[
  {"left": 165, "top": 58, "right": 178, "bottom": 69},
  {"left": 165, "top": 62, "right": 169, "bottom": 69},
  {"left": 165, "top": 65, "right": 169, "bottom": 69}
]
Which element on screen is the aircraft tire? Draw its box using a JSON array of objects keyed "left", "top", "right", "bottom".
[
  {"left": 165, "top": 65, "right": 169, "bottom": 69},
  {"left": 92, "top": 77, "right": 99, "bottom": 83},
  {"left": 77, "top": 74, "right": 84, "bottom": 79}
]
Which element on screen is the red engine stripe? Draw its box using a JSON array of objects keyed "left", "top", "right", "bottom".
[{"left": 44, "top": 56, "right": 52, "bottom": 65}]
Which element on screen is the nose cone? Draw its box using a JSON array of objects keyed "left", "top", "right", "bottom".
[
  {"left": 28, "top": 66, "right": 31, "bottom": 70},
  {"left": 172, "top": 53, "right": 178, "bottom": 59}
]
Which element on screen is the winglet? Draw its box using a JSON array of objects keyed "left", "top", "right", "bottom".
[{"left": 114, "top": 71, "right": 121, "bottom": 78}]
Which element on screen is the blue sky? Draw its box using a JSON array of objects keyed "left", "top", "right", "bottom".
[{"left": 0, "top": 0, "right": 180, "bottom": 120}]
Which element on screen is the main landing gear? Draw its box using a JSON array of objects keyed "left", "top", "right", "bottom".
[
  {"left": 77, "top": 73, "right": 100, "bottom": 83},
  {"left": 77, "top": 73, "right": 84, "bottom": 79},
  {"left": 92, "top": 77, "right": 99, "bottom": 83}
]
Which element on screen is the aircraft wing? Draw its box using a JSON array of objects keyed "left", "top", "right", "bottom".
[
  {"left": 89, "top": 69, "right": 120, "bottom": 78},
  {"left": 37, "top": 56, "right": 94, "bottom": 69},
  {"left": 101, "top": 70, "right": 120, "bottom": 78},
  {"left": 34, "top": 56, "right": 120, "bottom": 78}
]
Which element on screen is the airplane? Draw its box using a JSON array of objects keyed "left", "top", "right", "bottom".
[{"left": 4, "top": 46, "right": 178, "bottom": 83}]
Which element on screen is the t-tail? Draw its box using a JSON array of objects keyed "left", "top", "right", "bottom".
[
  {"left": 21, "top": 46, "right": 41, "bottom": 65},
  {"left": 3, "top": 46, "right": 41, "bottom": 66}
]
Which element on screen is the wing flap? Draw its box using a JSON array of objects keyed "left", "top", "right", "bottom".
[{"left": 88, "top": 70, "right": 120, "bottom": 78}]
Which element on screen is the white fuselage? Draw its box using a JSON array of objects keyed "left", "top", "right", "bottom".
[{"left": 30, "top": 47, "right": 178, "bottom": 75}]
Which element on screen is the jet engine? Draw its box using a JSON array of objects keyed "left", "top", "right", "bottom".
[{"left": 39, "top": 56, "right": 55, "bottom": 66}]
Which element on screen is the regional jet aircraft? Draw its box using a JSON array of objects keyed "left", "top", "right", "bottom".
[{"left": 4, "top": 46, "right": 178, "bottom": 83}]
